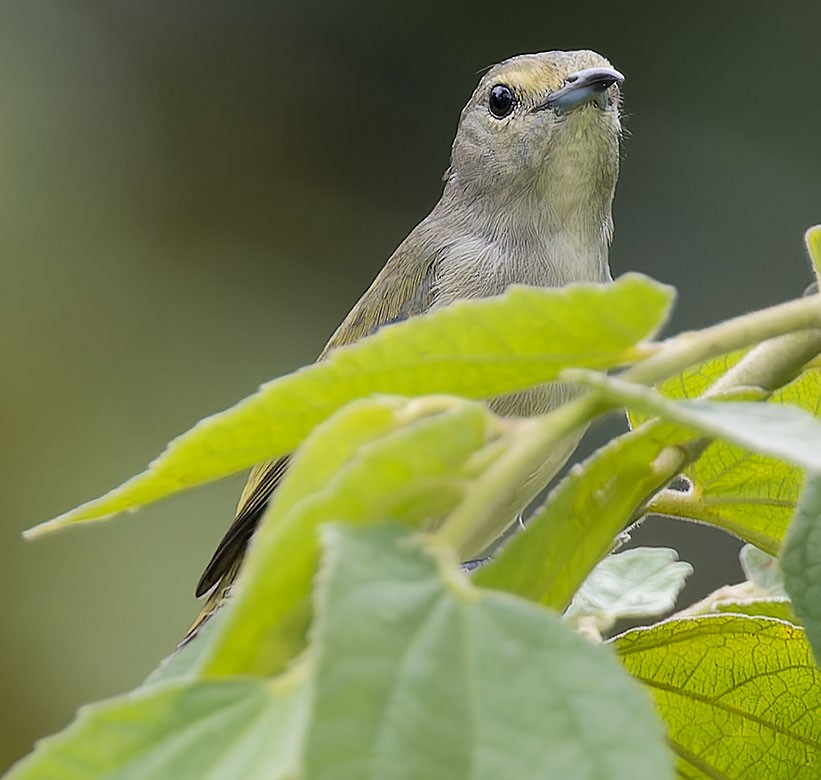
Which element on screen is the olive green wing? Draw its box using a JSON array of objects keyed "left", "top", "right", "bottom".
[
  {"left": 193, "top": 240, "right": 439, "bottom": 601},
  {"left": 320, "top": 240, "right": 440, "bottom": 354}
]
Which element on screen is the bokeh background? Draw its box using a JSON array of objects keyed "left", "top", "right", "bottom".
[{"left": 2, "top": 0, "right": 820, "bottom": 769}]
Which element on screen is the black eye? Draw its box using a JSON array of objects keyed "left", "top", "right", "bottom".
[{"left": 488, "top": 84, "right": 516, "bottom": 119}]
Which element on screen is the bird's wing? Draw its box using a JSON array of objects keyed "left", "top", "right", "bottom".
[
  {"left": 194, "top": 455, "right": 290, "bottom": 596},
  {"left": 321, "top": 238, "right": 440, "bottom": 354},
  {"left": 194, "top": 238, "right": 440, "bottom": 598}
]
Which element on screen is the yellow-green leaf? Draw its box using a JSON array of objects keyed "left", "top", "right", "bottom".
[
  {"left": 646, "top": 366, "right": 821, "bottom": 553},
  {"left": 29, "top": 273, "right": 672, "bottom": 537},
  {"left": 615, "top": 615, "right": 821, "bottom": 778}
]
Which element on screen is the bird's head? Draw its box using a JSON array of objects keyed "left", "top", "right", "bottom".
[{"left": 448, "top": 50, "right": 623, "bottom": 222}]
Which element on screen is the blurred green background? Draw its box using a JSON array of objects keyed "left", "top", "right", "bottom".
[{"left": 2, "top": 0, "right": 820, "bottom": 770}]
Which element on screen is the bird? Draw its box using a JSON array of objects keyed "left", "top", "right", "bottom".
[{"left": 187, "top": 49, "right": 624, "bottom": 638}]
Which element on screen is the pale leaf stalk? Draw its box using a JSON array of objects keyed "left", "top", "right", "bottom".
[
  {"left": 437, "top": 393, "right": 607, "bottom": 555},
  {"left": 624, "top": 293, "right": 821, "bottom": 388}
]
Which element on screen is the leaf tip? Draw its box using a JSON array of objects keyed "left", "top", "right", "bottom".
[
  {"left": 804, "top": 224, "right": 821, "bottom": 281},
  {"left": 23, "top": 508, "right": 114, "bottom": 540},
  {"left": 23, "top": 517, "right": 66, "bottom": 540}
]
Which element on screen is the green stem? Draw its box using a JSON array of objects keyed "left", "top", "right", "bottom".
[
  {"left": 645, "top": 489, "right": 703, "bottom": 521},
  {"left": 437, "top": 393, "right": 608, "bottom": 555},
  {"left": 706, "top": 329, "right": 821, "bottom": 396},
  {"left": 645, "top": 489, "right": 784, "bottom": 556},
  {"left": 623, "top": 294, "right": 821, "bottom": 388}
]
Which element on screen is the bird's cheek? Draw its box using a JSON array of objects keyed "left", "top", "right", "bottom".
[{"left": 520, "top": 124, "right": 555, "bottom": 169}]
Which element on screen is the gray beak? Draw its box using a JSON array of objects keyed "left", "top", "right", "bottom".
[{"left": 536, "top": 67, "right": 624, "bottom": 114}]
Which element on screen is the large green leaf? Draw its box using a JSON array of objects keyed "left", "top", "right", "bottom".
[
  {"left": 29, "top": 273, "right": 672, "bottom": 537},
  {"left": 782, "top": 473, "right": 821, "bottom": 666},
  {"left": 304, "top": 524, "right": 672, "bottom": 780},
  {"left": 200, "top": 396, "right": 504, "bottom": 678},
  {"left": 5, "top": 676, "right": 309, "bottom": 780},
  {"left": 615, "top": 615, "right": 821, "bottom": 778}
]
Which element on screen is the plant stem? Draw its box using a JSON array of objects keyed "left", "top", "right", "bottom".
[
  {"left": 706, "top": 329, "right": 821, "bottom": 396},
  {"left": 437, "top": 393, "right": 608, "bottom": 555},
  {"left": 624, "top": 294, "right": 821, "bottom": 388}
]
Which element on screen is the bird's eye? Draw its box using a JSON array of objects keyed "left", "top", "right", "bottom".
[{"left": 488, "top": 84, "right": 516, "bottom": 119}]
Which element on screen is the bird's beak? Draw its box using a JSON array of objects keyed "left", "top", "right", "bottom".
[{"left": 535, "top": 67, "right": 624, "bottom": 114}]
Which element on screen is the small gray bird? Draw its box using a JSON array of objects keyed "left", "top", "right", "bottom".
[{"left": 189, "top": 49, "right": 624, "bottom": 636}]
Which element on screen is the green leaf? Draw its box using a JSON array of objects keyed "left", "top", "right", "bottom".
[
  {"left": 564, "top": 547, "right": 692, "bottom": 633},
  {"left": 781, "top": 473, "right": 821, "bottom": 666},
  {"left": 304, "top": 523, "right": 672, "bottom": 780},
  {"left": 475, "top": 419, "right": 690, "bottom": 610},
  {"left": 614, "top": 615, "right": 821, "bottom": 778},
  {"left": 28, "top": 273, "right": 672, "bottom": 536},
  {"left": 200, "top": 396, "right": 502, "bottom": 678},
  {"left": 806, "top": 225, "right": 821, "bottom": 283},
  {"left": 628, "top": 351, "right": 746, "bottom": 428},
  {"left": 645, "top": 363, "right": 821, "bottom": 555},
  {"left": 5, "top": 676, "right": 309, "bottom": 780},
  {"left": 712, "top": 597, "right": 796, "bottom": 623},
  {"left": 572, "top": 370, "right": 821, "bottom": 473}
]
